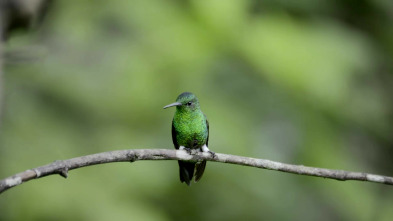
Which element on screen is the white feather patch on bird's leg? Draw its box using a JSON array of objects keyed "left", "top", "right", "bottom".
[
  {"left": 201, "top": 144, "right": 210, "bottom": 152},
  {"left": 202, "top": 144, "right": 216, "bottom": 158},
  {"left": 179, "top": 146, "right": 192, "bottom": 155}
]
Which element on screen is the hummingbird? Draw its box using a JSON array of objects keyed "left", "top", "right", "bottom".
[{"left": 164, "top": 92, "right": 214, "bottom": 185}]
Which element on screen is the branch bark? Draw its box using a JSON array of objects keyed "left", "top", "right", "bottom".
[{"left": 1, "top": 149, "right": 392, "bottom": 194}]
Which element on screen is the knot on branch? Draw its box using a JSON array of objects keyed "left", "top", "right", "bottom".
[
  {"left": 52, "top": 160, "right": 68, "bottom": 178},
  {"left": 59, "top": 167, "right": 68, "bottom": 178},
  {"left": 127, "top": 152, "right": 137, "bottom": 163}
]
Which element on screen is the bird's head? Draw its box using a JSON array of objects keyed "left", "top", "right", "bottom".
[{"left": 163, "top": 92, "right": 200, "bottom": 112}]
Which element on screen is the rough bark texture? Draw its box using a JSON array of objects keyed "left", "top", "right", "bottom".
[{"left": 1, "top": 149, "right": 392, "bottom": 194}]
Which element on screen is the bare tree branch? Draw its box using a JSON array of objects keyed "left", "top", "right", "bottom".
[{"left": 1, "top": 149, "right": 392, "bottom": 194}]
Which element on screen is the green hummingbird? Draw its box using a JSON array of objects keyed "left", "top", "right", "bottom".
[{"left": 164, "top": 92, "right": 214, "bottom": 185}]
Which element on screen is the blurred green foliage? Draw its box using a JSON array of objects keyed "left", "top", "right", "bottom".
[{"left": 1, "top": 0, "right": 393, "bottom": 220}]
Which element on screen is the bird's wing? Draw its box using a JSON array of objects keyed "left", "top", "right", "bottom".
[
  {"left": 205, "top": 115, "right": 209, "bottom": 147},
  {"left": 194, "top": 160, "right": 206, "bottom": 182},
  {"left": 195, "top": 115, "right": 209, "bottom": 183},
  {"left": 171, "top": 121, "right": 179, "bottom": 149}
]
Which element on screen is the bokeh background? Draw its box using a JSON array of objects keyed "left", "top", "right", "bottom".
[{"left": 1, "top": 0, "right": 393, "bottom": 220}]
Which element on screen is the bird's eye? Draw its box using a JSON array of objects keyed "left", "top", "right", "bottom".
[{"left": 186, "top": 102, "right": 192, "bottom": 106}]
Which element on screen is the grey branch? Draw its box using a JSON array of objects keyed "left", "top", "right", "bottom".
[{"left": 1, "top": 149, "right": 392, "bottom": 194}]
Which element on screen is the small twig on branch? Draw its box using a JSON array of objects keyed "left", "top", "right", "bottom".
[{"left": 1, "top": 149, "right": 392, "bottom": 194}]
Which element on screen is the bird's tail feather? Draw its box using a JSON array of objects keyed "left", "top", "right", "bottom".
[
  {"left": 178, "top": 161, "right": 195, "bottom": 186},
  {"left": 194, "top": 160, "right": 206, "bottom": 182}
]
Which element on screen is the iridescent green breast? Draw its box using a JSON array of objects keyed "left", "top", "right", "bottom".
[{"left": 173, "top": 110, "right": 208, "bottom": 148}]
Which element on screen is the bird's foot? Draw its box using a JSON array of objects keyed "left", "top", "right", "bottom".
[
  {"left": 201, "top": 144, "right": 216, "bottom": 159},
  {"left": 184, "top": 148, "right": 192, "bottom": 155},
  {"left": 208, "top": 151, "right": 217, "bottom": 159},
  {"left": 179, "top": 146, "right": 192, "bottom": 155}
]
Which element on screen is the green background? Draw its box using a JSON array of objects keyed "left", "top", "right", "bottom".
[{"left": 1, "top": 0, "right": 393, "bottom": 220}]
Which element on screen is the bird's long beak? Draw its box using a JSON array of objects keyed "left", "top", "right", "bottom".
[{"left": 163, "top": 102, "right": 182, "bottom": 109}]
